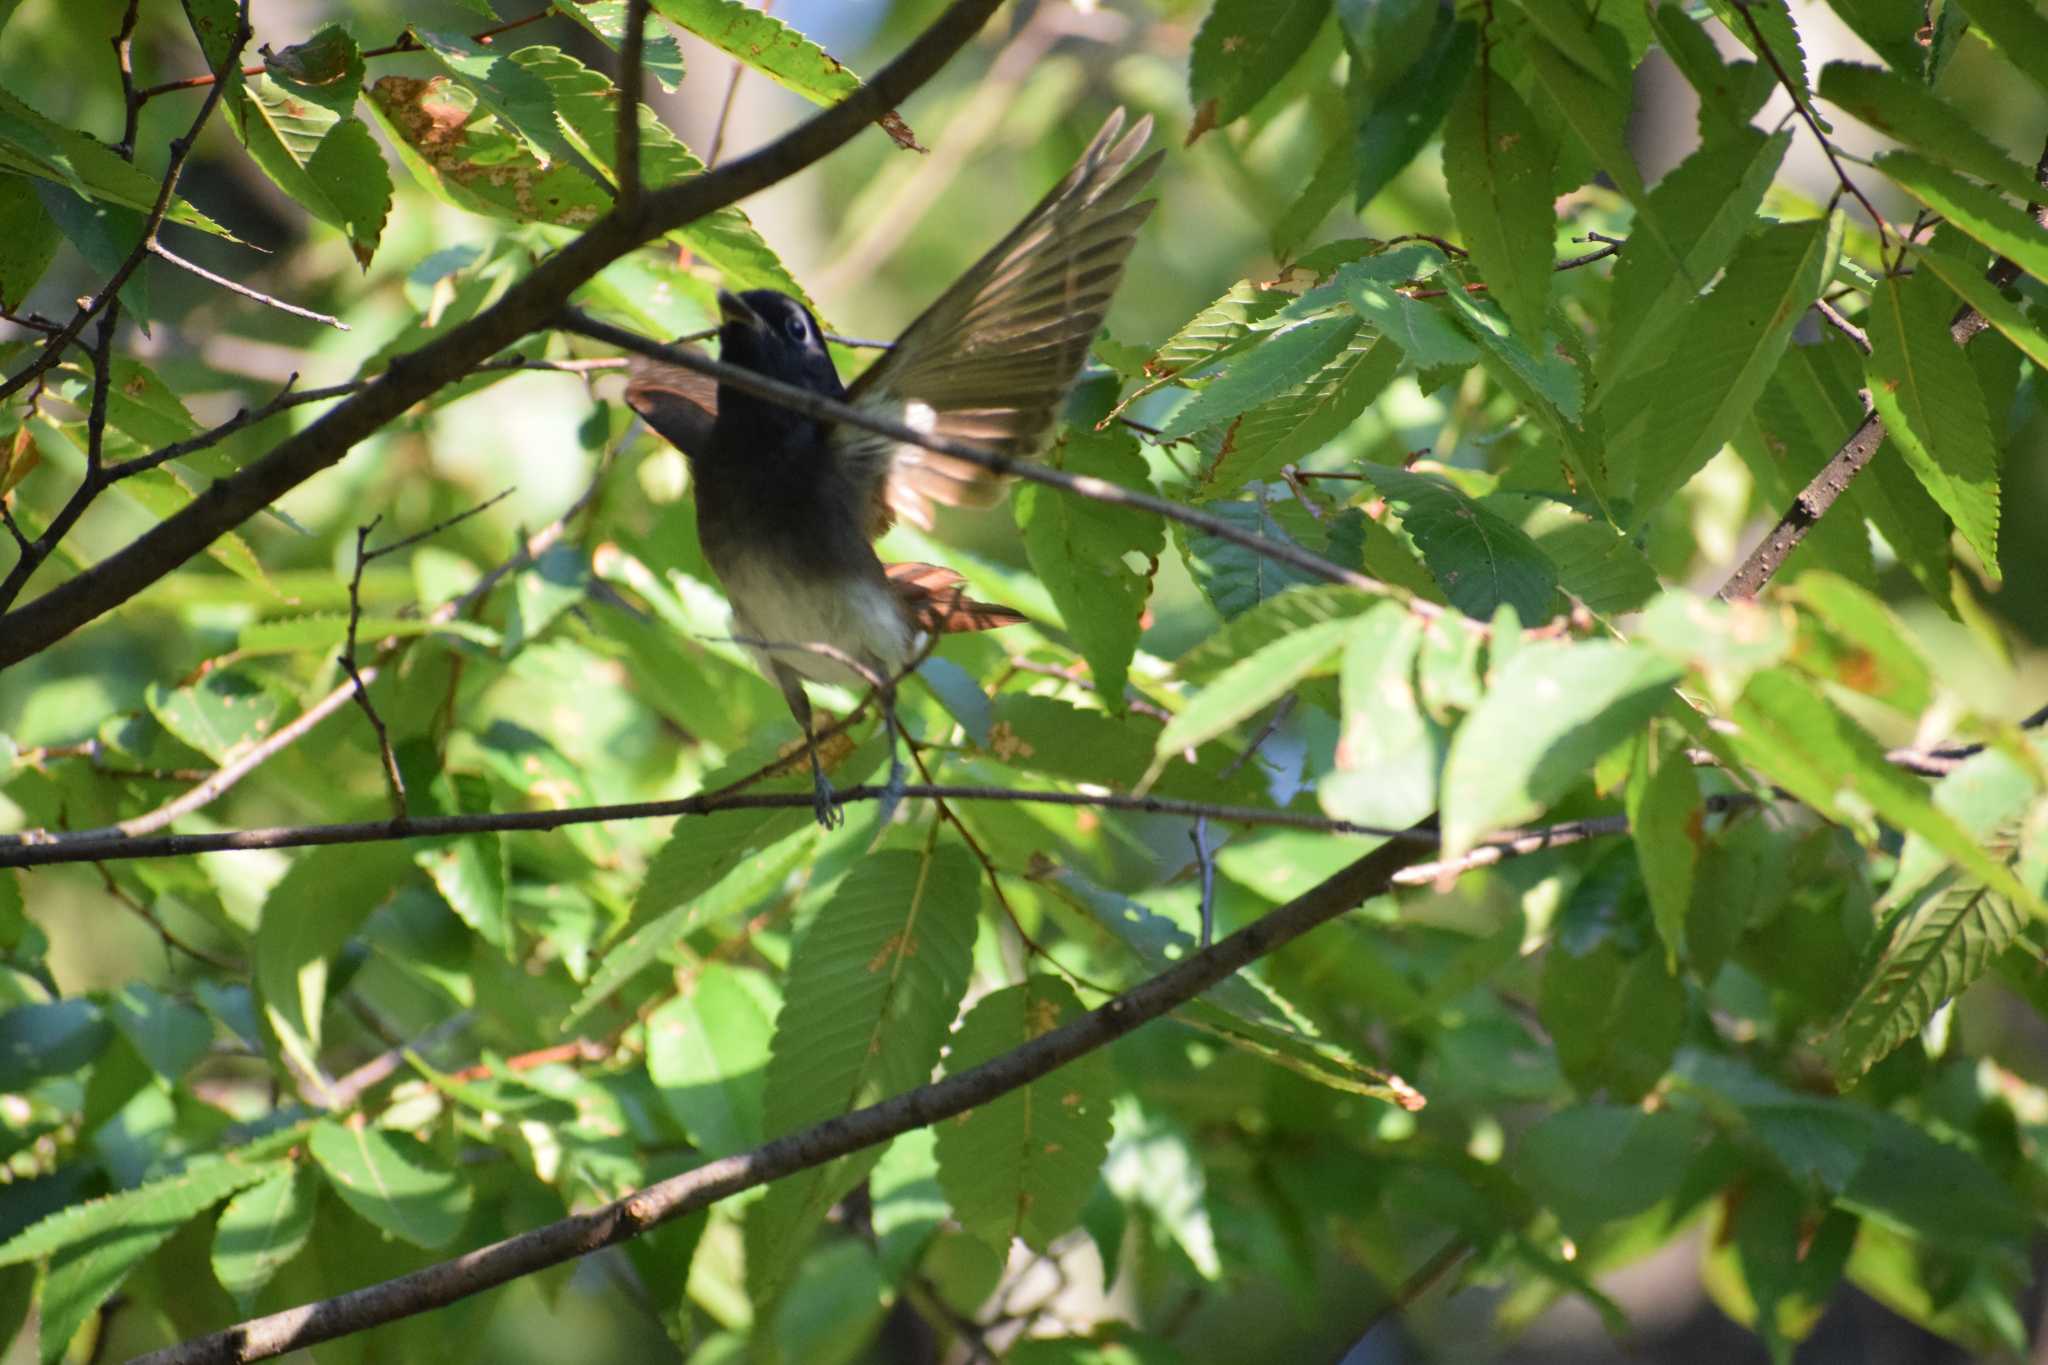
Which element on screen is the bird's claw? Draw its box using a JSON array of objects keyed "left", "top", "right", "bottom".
[
  {"left": 811, "top": 772, "right": 844, "bottom": 830},
  {"left": 873, "top": 749, "right": 908, "bottom": 831}
]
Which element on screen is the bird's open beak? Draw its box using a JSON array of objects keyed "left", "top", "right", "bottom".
[{"left": 717, "top": 289, "right": 766, "bottom": 333}]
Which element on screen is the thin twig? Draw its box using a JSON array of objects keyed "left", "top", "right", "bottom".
[
  {"left": 0, "top": 0, "right": 253, "bottom": 407},
  {"left": 556, "top": 310, "right": 1448, "bottom": 625},
  {"left": 1719, "top": 133, "right": 2048, "bottom": 601},
  {"left": 1811, "top": 296, "right": 1870, "bottom": 353},
  {"left": 320, "top": 1012, "right": 475, "bottom": 1111},
  {"left": 615, "top": 0, "right": 649, "bottom": 208},
  {"left": 93, "top": 861, "right": 242, "bottom": 971},
  {"left": 343, "top": 518, "right": 408, "bottom": 819},
  {"left": 128, "top": 831, "right": 1434, "bottom": 1365},
  {"left": 1189, "top": 820, "right": 1217, "bottom": 948},
  {"left": 705, "top": 0, "right": 774, "bottom": 168},
  {"left": 149, "top": 242, "right": 350, "bottom": 329}
]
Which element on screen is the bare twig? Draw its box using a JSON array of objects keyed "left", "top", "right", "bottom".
[
  {"left": 556, "top": 311, "right": 1444, "bottom": 622},
  {"left": 705, "top": 0, "right": 774, "bottom": 167},
  {"left": 1390, "top": 793, "right": 1757, "bottom": 887},
  {"left": 343, "top": 518, "right": 408, "bottom": 819},
  {"left": 128, "top": 832, "right": 1432, "bottom": 1365},
  {"left": 148, "top": 242, "right": 350, "bottom": 330},
  {"left": 0, "top": 0, "right": 1010, "bottom": 667},
  {"left": 93, "top": 862, "right": 242, "bottom": 971},
  {"left": 1811, "top": 296, "right": 1871, "bottom": 353},
  {"left": 0, "top": 0, "right": 253, "bottom": 407},
  {"left": 320, "top": 1012, "right": 475, "bottom": 1112},
  {"left": 1189, "top": 820, "right": 1217, "bottom": 947}
]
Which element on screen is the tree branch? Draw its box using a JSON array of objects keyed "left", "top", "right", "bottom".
[
  {"left": 557, "top": 311, "right": 1440, "bottom": 620},
  {"left": 0, "top": 0, "right": 1010, "bottom": 670},
  {"left": 615, "top": 0, "right": 649, "bottom": 209},
  {"left": 1718, "top": 133, "right": 2048, "bottom": 602},
  {"left": 128, "top": 832, "right": 1431, "bottom": 1365}
]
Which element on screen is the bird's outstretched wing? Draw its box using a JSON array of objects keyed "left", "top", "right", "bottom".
[{"left": 843, "top": 109, "right": 1160, "bottom": 536}]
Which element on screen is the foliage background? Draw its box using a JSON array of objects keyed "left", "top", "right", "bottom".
[{"left": 3, "top": 0, "right": 2048, "bottom": 1362}]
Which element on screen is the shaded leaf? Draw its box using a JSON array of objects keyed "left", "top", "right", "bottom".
[
  {"left": 308, "top": 1121, "right": 472, "bottom": 1249},
  {"left": 1443, "top": 69, "right": 1556, "bottom": 341}
]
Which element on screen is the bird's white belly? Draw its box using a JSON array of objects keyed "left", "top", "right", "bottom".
[{"left": 719, "top": 558, "right": 915, "bottom": 688}]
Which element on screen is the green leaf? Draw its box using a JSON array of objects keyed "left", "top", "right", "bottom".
[
  {"left": 555, "top": 0, "right": 685, "bottom": 92},
  {"left": 1188, "top": 0, "right": 1331, "bottom": 135},
  {"left": 144, "top": 667, "right": 285, "bottom": 766},
  {"left": 0, "top": 87, "right": 238, "bottom": 237},
  {"left": 1120, "top": 280, "right": 1290, "bottom": 416},
  {"left": 1439, "top": 287, "right": 1584, "bottom": 426},
  {"left": 1175, "top": 583, "right": 1384, "bottom": 682},
  {"left": 0, "top": 1155, "right": 282, "bottom": 1265},
  {"left": 1704, "top": 0, "right": 1812, "bottom": 109},
  {"left": 1594, "top": 128, "right": 1790, "bottom": 396},
  {"left": 1320, "top": 601, "right": 1441, "bottom": 829},
  {"left": 364, "top": 74, "right": 609, "bottom": 227},
  {"left": 308, "top": 1121, "right": 472, "bottom": 1249},
  {"left": 1540, "top": 849, "right": 1686, "bottom": 1100},
  {"left": 107, "top": 982, "right": 210, "bottom": 1082},
  {"left": 1826, "top": 0, "right": 1930, "bottom": 74},
  {"left": 1017, "top": 414, "right": 1161, "bottom": 707},
  {"left": 1818, "top": 62, "right": 2043, "bottom": 203},
  {"left": 1517, "top": 1106, "right": 1701, "bottom": 1237},
  {"left": 105, "top": 464, "right": 271, "bottom": 590},
  {"left": 236, "top": 613, "right": 499, "bottom": 655},
  {"left": 1206, "top": 327, "right": 1401, "bottom": 496},
  {"left": 1950, "top": 0, "right": 2048, "bottom": 97},
  {"left": 1158, "top": 316, "right": 1359, "bottom": 444},
  {"left": 1864, "top": 267, "right": 2002, "bottom": 572},
  {"left": 1339, "top": 247, "right": 1478, "bottom": 367},
  {"left": 210, "top": 1164, "right": 317, "bottom": 1308},
  {"left": 1338, "top": 0, "right": 1438, "bottom": 97},
  {"left": 935, "top": 976, "right": 1114, "bottom": 1256},
  {"left": 1728, "top": 669, "right": 2042, "bottom": 917},
  {"left": 1441, "top": 640, "right": 1681, "bottom": 857},
  {"left": 1785, "top": 571, "right": 1933, "bottom": 715},
  {"left": 1830, "top": 749, "right": 2042, "bottom": 1083},
  {"left": 1352, "top": 12, "right": 1479, "bottom": 207},
  {"left": 1628, "top": 731, "right": 1702, "bottom": 968},
  {"left": 1649, "top": 4, "right": 1773, "bottom": 132},
  {"left": 980, "top": 695, "right": 1266, "bottom": 807},
  {"left": 1911, "top": 234, "right": 2048, "bottom": 372},
  {"left": 506, "top": 45, "right": 806, "bottom": 298},
  {"left": 0, "top": 999, "right": 109, "bottom": 1090},
  {"left": 1442, "top": 69, "right": 1557, "bottom": 341},
  {"left": 1360, "top": 463, "right": 1557, "bottom": 620},
  {"left": 745, "top": 844, "right": 981, "bottom": 1307},
  {"left": 1152, "top": 619, "right": 1352, "bottom": 764},
  {"left": 1173, "top": 497, "right": 1338, "bottom": 621},
  {"left": 1605, "top": 218, "right": 1838, "bottom": 518},
  {"left": 254, "top": 845, "right": 418, "bottom": 1088},
  {"left": 0, "top": 173, "right": 58, "bottom": 310},
  {"left": 647, "top": 964, "right": 777, "bottom": 1157},
  {"left": 648, "top": 0, "right": 864, "bottom": 107},
  {"left": 1874, "top": 150, "right": 2048, "bottom": 286}
]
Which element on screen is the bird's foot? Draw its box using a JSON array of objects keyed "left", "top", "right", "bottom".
[
  {"left": 811, "top": 770, "right": 844, "bottom": 830},
  {"left": 873, "top": 746, "right": 908, "bottom": 831}
]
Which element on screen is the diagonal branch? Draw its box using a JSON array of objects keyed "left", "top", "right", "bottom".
[
  {"left": 1718, "top": 132, "right": 2048, "bottom": 602},
  {"left": 127, "top": 832, "right": 1431, "bottom": 1365},
  {"left": 0, "top": 0, "right": 1008, "bottom": 671}
]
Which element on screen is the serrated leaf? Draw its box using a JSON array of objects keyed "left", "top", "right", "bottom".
[
  {"left": 1175, "top": 583, "right": 1384, "bottom": 682},
  {"left": 555, "top": 0, "right": 685, "bottom": 92},
  {"left": 1649, "top": 4, "right": 1773, "bottom": 132},
  {"left": 1874, "top": 150, "right": 2048, "bottom": 286},
  {"left": 935, "top": 976, "right": 1114, "bottom": 1256},
  {"left": 1728, "top": 669, "right": 2043, "bottom": 918},
  {"left": 1188, "top": 0, "right": 1330, "bottom": 136},
  {"left": 1629, "top": 731, "right": 1701, "bottom": 967},
  {"left": 1911, "top": 234, "right": 2048, "bottom": 372},
  {"left": 1126, "top": 280, "right": 1291, "bottom": 413},
  {"left": 1865, "top": 267, "right": 2002, "bottom": 572},
  {"left": 1339, "top": 248, "right": 1478, "bottom": 367},
  {"left": 1153, "top": 618, "right": 1352, "bottom": 764},
  {"left": 211, "top": 1164, "right": 317, "bottom": 1307},
  {"left": 1441, "top": 641, "right": 1681, "bottom": 857},
  {"left": 1204, "top": 326, "right": 1401, "bottom": 495},
  {"left": 0, "top": 87, "right": 238, "bottom": 237},
  {"left": 1785, "top": 571, "right": 1933, "bottom": 714},
  {"left": 1704, "top": 0, "right": 1812, "bottom": 110},
  {"left": 236, "top": 613, "right": 500, "bottom": 655},
  {"left": 1541, "top": 849, "right": 1686, "bottom": 1100},
  {"left": 1594, "top": 128, "right": 1790, "bottom": 395},
  {"left": 647, "top": 964, "right": 777, "bottom": 1157},
  {"left": 0, "top": 1154, "right": 281, "bottom": 1266},
  {"left": 745, "top": 844, "right": 980, "bottom": 1307},
  {"left": 1361, "top": 463, "right": 1557, "bottom": 620},
  {"left": 649, "top": 0, "right": 863, "bottom": 107},
  {"left": 1439, "top": 287, "right": 1584, "bottom": 425},
  {"left": 1827, "top": 0, "right": 1928, "bottom": 75},
  {"left": 981, "top": 695, "right": 1266, "bottom": 807},
  {"left": 308, "top": 1121, "right": 472, "bottom": 1249},
  {"left": 1443, "top": 69, "right": 1557, "bottom": 341},
  {"left": 365, "top": 75, "right": 610, "bottom": 227},
  {"left": 1605, "top": 218, "right": 1838, "bottom": 518},
  {"left": 1819, "top": 62, "right": 2043, "bottom": 203},
  {"left": 1493, "top": 492, "right": 1659, "bottom": 614},
  {"left": 505, "top": 45, "right": 806, "bottom": 298},
  {"left": 1173, "top": 495, "right": 1335, "bottom": 621},
  {"left": 1831, "top": 750, "right": 2043, "bottom": 1082},
  {"left": 1321, "top": 600, "right": 1441, "bottom": 828},
  {"left": 1353, "top": 12, "right": 1479, "bottom": 206},
  {"left": 1018, "top": 412, "right": 1161, "bottom": 707},
  {"left": 1159, "top": 316, "right": 1359, "bottom": 444}
]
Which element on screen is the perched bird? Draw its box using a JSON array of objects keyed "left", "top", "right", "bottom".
[{"left": 625, "top": 109, "right": 1159, "bottom": 828}]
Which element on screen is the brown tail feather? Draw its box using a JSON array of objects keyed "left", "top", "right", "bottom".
[{"left": 886, "top": 561, "right": 1028, "bottom": 634}]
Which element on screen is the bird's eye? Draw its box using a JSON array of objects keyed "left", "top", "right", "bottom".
[{"left": 782, "top": 314, "right": 808, "bottom": 342}]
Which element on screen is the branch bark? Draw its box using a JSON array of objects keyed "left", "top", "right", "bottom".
[
  {"left": 128, "top": 832, "right": 1429, "bottom": 1365},
  {"left": 0, "top": 0, "right": 1008, "bottom": 670}
]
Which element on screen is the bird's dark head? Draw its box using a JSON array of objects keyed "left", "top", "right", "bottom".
[{"left": 716, "top": 289, "right": 841, "bottom": 399}]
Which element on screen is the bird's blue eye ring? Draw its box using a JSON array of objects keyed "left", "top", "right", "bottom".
[{"left": 783, "top": 314, "right": 807, "bottom": 342}]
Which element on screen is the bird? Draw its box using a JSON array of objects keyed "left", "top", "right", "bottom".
[{"left": 624, "top": 109, "right": 1159, "bottom": 829}]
